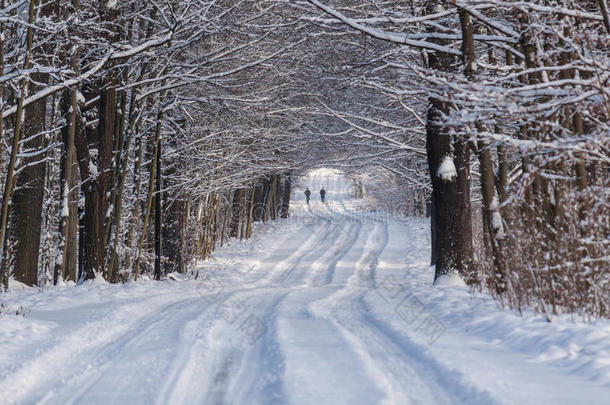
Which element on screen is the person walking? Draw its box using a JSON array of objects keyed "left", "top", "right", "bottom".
[
  {"left": 320, "top": 187, "right": 326, "bottom": 203},
  {"left": 304, "top": 187, "right": 311, "bottom": 204}
]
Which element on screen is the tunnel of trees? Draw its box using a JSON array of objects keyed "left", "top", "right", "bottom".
[{"left": 0, "top": 0, "right": 608, "bottom": 318}]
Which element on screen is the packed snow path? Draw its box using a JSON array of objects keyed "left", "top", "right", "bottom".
[{"left": 1, "top": 169, "right": 609, "bottom": 405}]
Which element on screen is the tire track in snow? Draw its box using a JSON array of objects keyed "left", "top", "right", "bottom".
[
  {"left": 197, "top": 177, "right": 367, "bottom": 404},
  {"left": 273, "top": 219, "right": 335, "bottom": 285},
  {"left": 253, "top": 216, "right": 331, "bottom": 287},
  {"left": 268, "top": 207, "right": 387, "bottom": 403},
  {"left": 53, "top": 297, "right": 213, "bottom": 405},
  {"left": 309, "top": 219, "right": 497, "bottom": 404},
  {"left": 0, "top": 294, "right": 204, "bottom": 405},
  {"left": 166, "top": 207, "right": 346, "bottom": 404},
  {"left": 219, "top": 290, "right": 291, "bottom": 404},
  {"left": 154, "top": 303, "right": 225, "bottom": 405},
  {"left": 306, "top": 221, "right": 362, "bottom": 287}
]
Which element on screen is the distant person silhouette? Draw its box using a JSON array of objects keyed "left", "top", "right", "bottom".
[
  {"left": 320, "top": 187, "right": 326, "bottom": 203},
  {"left": 304, "top": 188, "right": 311, "bottom": 204}
]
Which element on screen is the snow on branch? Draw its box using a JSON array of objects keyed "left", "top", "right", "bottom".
[{"left": 306, "top": 0, "right": 461, "bottom": 56}]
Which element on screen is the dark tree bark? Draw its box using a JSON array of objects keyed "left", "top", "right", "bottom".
[
  {"left": 0, "top": 0, "right": 35, "bottom": 288},
  {"left": 264, "top": 175, "right": 278, "bottom": 221},
  {"left": 76, "top": 85, "right": 116, "bottom": 279},
  {"left": 424, "top": 4, "right": 473, "bottom": 282},
  {"left": 478, "top": 140, "right": 507, "bottom": 292},
  {"left": 65, "top": 152, "right": 79, "bottom": 281},
  {"left": 55, "top": 83, "right": 80, "bottom": 284},
  {"left": 426, "top": 98, "right": 473, "bottom": 281},
  {"left": 163, "top": 197, "right": 187, "bottom": 274},
  {"left": 280, "top": 172, "right": 292, "bottom": 218},
  {"left": 154, "top": 143, "right": 162, "bottom": 280},
  {"left": 12, "top": 72, "right": 47, "bottom": 286},
  {"left": 73, "top": 4, "right": 119, "bottom": 280},
  {"left": 430, "top": 194, "right": 437, "bottom": 265},
  {"left": 229, "top": 189, "right": 243, "bottom": 238},
  {"left": 599, "top": 0, "right": 610, "bottom": 33},
  {"left": 252, "top": 177, "right": 267, "bottom": 222}
]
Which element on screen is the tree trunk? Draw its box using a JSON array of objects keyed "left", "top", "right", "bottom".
[
  {"left": 264, "top": 175, "right": 277, "bottom": 222},
  {"left": 229, "top": 189, "right": 242, "bottom": 238},
  {"left": 12, "top": 71, "right": 47, "bottom": 287},
  {"left": 246, "top": 185, "right": 255, "bottom": 238},
  {"left": 427, "top": 98, "right": 473, "bottom": 281},
  {"left": 65, "top": 152, "right": 79, "bottom": 282},
  {"left": 55, "top": 88, "right": 78, "bottom": 284},
  {"left": 0, "top": 0, "right": 36, "bottom": 288},
  {"left": 478, "top": 140, "right": 507, "bottom": 293},
  {"left": 154, "top": 140, "right": 162, "bottom": 280},
  {"left": 280, "top": 172, "right": 291, "bottom": 218},
  {"left": 133, "top": 109, "right": 162, "bottom": 280},
  {"left": 77, "top": 86, "right": 116, "bottom": 280},
  {"left": 163, "top": 196, "right": 186, "bottom": 274},
  {"left": 599, "top": 0, "right": 610, "bottom": 33}
]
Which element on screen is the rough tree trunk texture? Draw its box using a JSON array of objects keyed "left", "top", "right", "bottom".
[
  {"left": 495, "top": 142, "right": 508, "bottom": 202},
  {"left": 427, "top": 98, "right": 473, "bottom": 281},
  {"left": 0, "top": 0, "right": 5, "bottom": 181},
  {"left": 65, "top": 152, "right": 79, "bottom": 281},
  {"left": 104, "top": 89, "right": 127, "bottom": 247},
  {"left": 74, "top": 2, "right": 118, "bottom": 280},
  {"left": 200, "top": 196, "right": 208, "bottom": 257},
  {"left": 600, "top": 0, "right": 610, "bottom": 33},
  {"left": 240, "top": 190, "right": 248, "bottom": 240},
  {"left": 78, "top": 85, "right": 116, "bottom": 280},
  {"left": 573, "top": 113, "right": 587, "bottom": 192},
  {"left": 110, "top": 12, "right": 157, "bottom": 279},
  {"left": 0, "top": 0, "right": 36, "bottom": 288},
  {"left": 107, "top": 106, "right": 137, "bottom": 282},
  {"left": 123, "top": 134, "right": 143, "bottom": 271},
  {"left": 252, "top": 177, "right": 267, "bottom": 222},
  {"left": 204, "top": 194, "right": 216, "bottom": 257},
  {"left": 430, "top": 195, "right": 437, "bottom": 265},
  {"left": 195, "top": 196, "right": 205, "bottom": 256},
  {"left": 424, "top": 4, "right": 473, "bottom": 282},
  {"left": 462, "top": 8, "right": 504, "bottom": 287},
  {"left": 246, "top": 185, "right": 255, "bottom": 238},
  {"left": 54, "top": 88, "right": 79, "bottom": 284},
  {"left": 12, "top": 71, "right": 47, "bottom": 286},
  {"left": 220, "top": 195, "right": 231, "bottom": 247},
  {"left": 478, "top": 141, "right": 508, "bottom": 293},
  {"left": 280, "top": 172, "right": 291, "bottom": 219},
  {"left": 181, "top": 199, "right": 190, "bottom": 272},
  {"left": 264, "top": 175, "right": 278, "bottom": 222},
  {"left": 154, "top": 139, "right": 162, "bottom": 281},
  {"left": 212, "top": 193, "right": 220, "bottom": 248},
  {"left": 133, "top": 109, "right": 162, "bottom": 280},
  {"left": 62, "top": 3, "right": 81, "bottom": 282},
  {"left": 162, "top": 188, "right": 186, "bottom": 274},
  {"left": 230, "top": 189, "right": 242, "bottom": 239},
  {"left": 274, "top": 174, "right": 282, "bottom": 219}
]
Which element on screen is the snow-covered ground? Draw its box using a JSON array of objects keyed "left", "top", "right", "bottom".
[{"left": 1, "top": 168, "right": 609, "bottom": 404}]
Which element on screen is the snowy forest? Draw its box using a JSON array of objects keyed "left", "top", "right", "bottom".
[
  {"left": 1, "top": 1, "right": 610, "bottom": 403},
  {"left": 0, "top": 0, "right": 608, "bottom": 318}
]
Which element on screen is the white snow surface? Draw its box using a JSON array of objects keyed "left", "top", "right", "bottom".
[
  {"left": 437, "top": 155, "right": 457, "bottom": 181},
  {"left": 1, "top": 168, "right": 609, "bottom": 404}
]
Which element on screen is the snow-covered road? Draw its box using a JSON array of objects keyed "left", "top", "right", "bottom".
[{"left": 1, "top": 169, "right": 609, "bottom": 404}]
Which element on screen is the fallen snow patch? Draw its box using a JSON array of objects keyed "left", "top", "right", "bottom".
[
  {"left": 433, "top": 272, "right": 466, "bottom": 287},
  {"left": 437, "top": 155, "right": 457, "bottom": 181}
]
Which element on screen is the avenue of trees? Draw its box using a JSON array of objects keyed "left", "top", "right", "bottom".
[
  {"left": 299, "top": 0, "right": 610, "bottom": 318},
  {"left": 0, "top": 0, "right": 302, "bottom": 287},
  {"left": 1, "top": 1, "right": 608, "bottom": 318}
]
